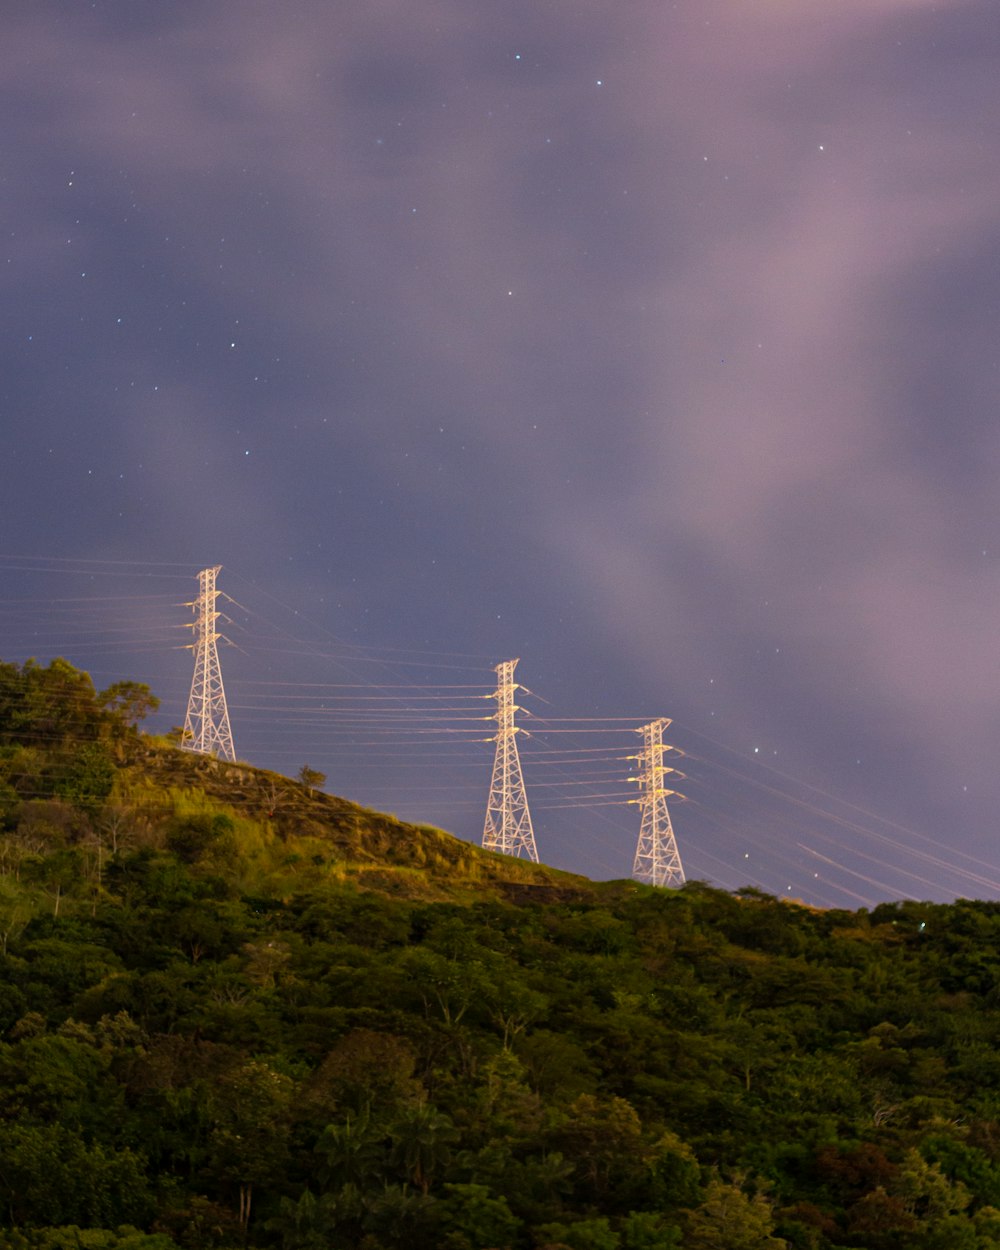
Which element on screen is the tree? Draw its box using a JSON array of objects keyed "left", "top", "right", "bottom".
[
  {"left": 683, "top": 1174, "right": 787, "bottom": 1250},
  {"left": 0, "top": 1122, "right": 153, "bottom": 1229},
  {"left": 620, "top": 1210, "right": 684, "bottom": 1250},
  {"left": 0, "top": 776, "right": 22, "bottom": 828},
  {"left": 482, "top": 969, "right": 547, "bottom": 1050},
  {"left": 389, "top": 1103, "right": 457, "bottom": 1194},
  {"left": 23, "top": 848, "right": 85, "bottom": 916},
  {"left": 35, "top": 659, "right": 98, "bottom": 737},
  {"left": 363, "top": 1183, "right": 437, "bottom": 1249},
  {"left": 844, "top": 1186, "right": 916, "bottom": 1246},
  {"left": 305, "top": 1029, "right": 422, "bottom": 1123},
  {"left": 0, "top": 881, "right": 33, "bottom": 955},
  {"left": 0, "top": 1226, "right": 180, "bottom": 1249},
  {"left": 53, "top": 741, "right": 115, "bottom": 811},
  {"left": 546, "top": 1094, "right": 650, "bottom": 1206},
  {"left": 535, "top": 1217, "right": 620, "bottom": 1250},
  {"left": 205, "top": 1059, "right": 294, "bottom": 1230},
  {"left": 98, "top": 802, "right": 139, "bottom": 856},
  {"left": 298, "top": 765, "right": 326, "bottom": 792},
  {"left": 316, "top": 1113, "right": 387, "bottom": 1192},
  {"left": 267, "top": 1188, "right": 343, "bottom": 1250},
  {"left": 98, "top": 681, "right": 160, "bottom": 734},
  {"left": 434, "top": 1183, "right": 520, "bottom": 1250}
]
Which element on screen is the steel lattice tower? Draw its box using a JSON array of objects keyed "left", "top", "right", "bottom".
[
  {"left": 182, "top": 565, "right": 236, "bottom": 761},
  {"left": 482, "top": 659, "right": 538, "bottom": 861},
  {"left": 629, "top": 718, "right": 685, "bottom": 887}
]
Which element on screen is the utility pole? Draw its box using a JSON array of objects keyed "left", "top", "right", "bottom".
[
  {"left": 482, "top": 659, "right": 538, "bottom": 861},
  {"left": 629, "top": 718, "right": 685, "bottom": 887},
  {"left": 181, "top": 565, "right": 236, "bottom": 761}
]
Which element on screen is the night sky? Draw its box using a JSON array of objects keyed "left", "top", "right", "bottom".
[{"left": 4, "top": 1, "right": 1000, "bottom": 905}]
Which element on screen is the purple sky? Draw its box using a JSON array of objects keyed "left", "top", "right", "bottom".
[{"left": 4, "top": 0, "right": 1000, "bottom": 903}]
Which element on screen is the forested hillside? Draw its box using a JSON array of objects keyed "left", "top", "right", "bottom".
[{"left": 3, "top": 658, "right": 1000, "bottom": 1249}]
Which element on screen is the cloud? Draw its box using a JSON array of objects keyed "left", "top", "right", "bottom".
[
  {"left": 537, "top": 2, "right": 1000, "bottom": 795},
  {"left": 6, "top": 1, "right": 1000, "bottom": 886}
]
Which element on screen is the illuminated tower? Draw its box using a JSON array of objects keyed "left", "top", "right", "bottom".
[
  {"left": 182, "top": 565, "right": 236, "bottom": 761},
  {"left": 482, "top": 659, "right": 538, "bottom": 861},
  {"left": 629, "top": 718, "right": 684, "bottom": 887}
]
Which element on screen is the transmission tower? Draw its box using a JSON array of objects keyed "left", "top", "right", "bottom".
[
  {"left": 482, "top": 659, "right": 538, "bottom": 861},
  {"left": 629, "top": 718, "right": 685, "bottom": 887},
  {"left": 181, "top": 565, "right": 236, "bottom": 762}
]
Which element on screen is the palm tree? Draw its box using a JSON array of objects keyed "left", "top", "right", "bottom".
[{"left": 389, "top": 1103, "right": 457, "bottom": 1194}]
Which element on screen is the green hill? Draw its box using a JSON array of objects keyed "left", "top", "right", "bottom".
[
  {"left": 4, "top": 658, "right": 1000, "bottom": 1250},
  {"left": 118, "top": 737, "right": 597, "bottom": 907},
  {"left": 0, "top": 655, "right": 594, "bottom": 906}
]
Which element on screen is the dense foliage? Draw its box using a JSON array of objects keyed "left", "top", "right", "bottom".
[{"left": 3, "top": 660, "right": 1000, "bottom": 1249}]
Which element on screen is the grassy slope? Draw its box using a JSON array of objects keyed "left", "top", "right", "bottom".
[{"left": 119, "top": 738, "right": 601, "bottom": 905}]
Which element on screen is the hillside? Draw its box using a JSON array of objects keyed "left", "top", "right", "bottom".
[
  {"left": 4, "top": 659, "right": 1000, "bottom": 1249},
  {"left": 119, "top": 738, "right": 597, "bottom": 906},
  {"left": 0, "top": 655, "right": 593, "bottom": 906}
]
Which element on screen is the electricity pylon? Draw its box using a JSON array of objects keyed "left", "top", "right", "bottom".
[
  {"left": 181, "top": 565, "right": 236, "bottom": 761},
  {"left": 629, "top": 718, "right": 685, "bottom": 887},
  {"left": 482, "top": 659, "right": 538, "bottom": 861}
]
